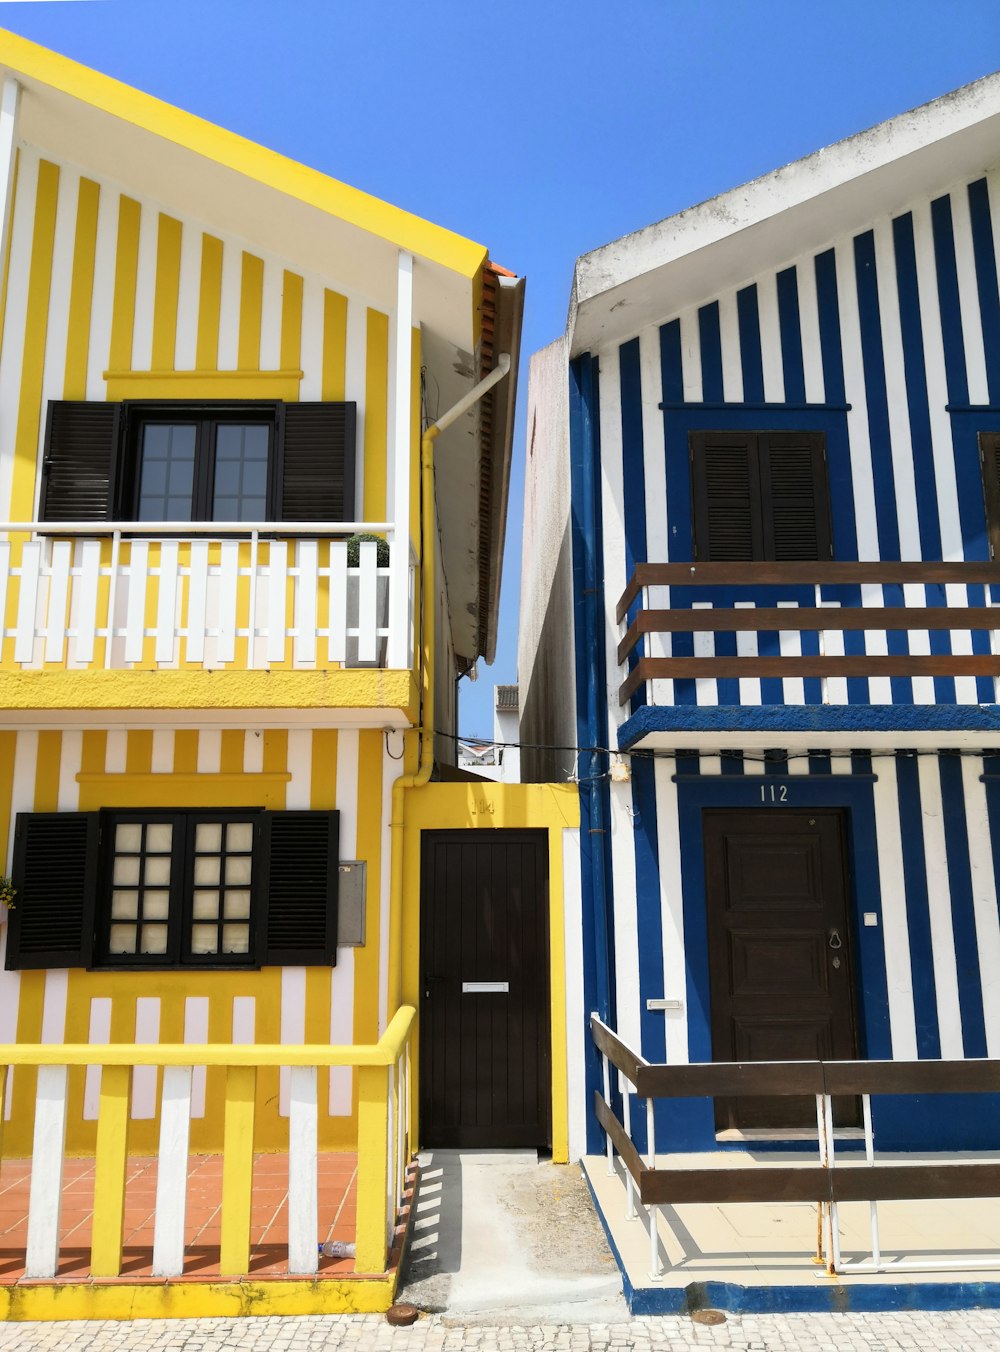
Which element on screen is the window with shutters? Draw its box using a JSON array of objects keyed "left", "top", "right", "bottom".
[
  {"left": 979, "top": 432, "right": 1000, "bottom": 560},
  {"left": 39, "top": 400, "right": 356, "bottom": 525},
  {"left": 690, "top": 430, "right": 832, "bottom": 561},
  {"left": 4, "top": 808, "right": 339, "bottom": 970}
]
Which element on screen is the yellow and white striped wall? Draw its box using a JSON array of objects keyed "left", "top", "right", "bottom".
[{"left": 0, "top": 723, "right": 408, "bottom": 1155}]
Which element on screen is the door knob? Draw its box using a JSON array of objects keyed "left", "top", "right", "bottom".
[{"left": 828, "top": 928, "right": 843, "bottom": 950}]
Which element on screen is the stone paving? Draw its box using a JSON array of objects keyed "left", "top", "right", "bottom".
[{"left": 1, "top": 1310, "right": 1000, "bottom": 1351}]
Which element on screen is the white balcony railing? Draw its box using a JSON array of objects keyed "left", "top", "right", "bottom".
[{"left": 0, "top": 523, "right": 415, "bottom": 672}]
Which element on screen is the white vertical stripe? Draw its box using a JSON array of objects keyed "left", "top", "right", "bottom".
[
  {"left": 717, "top": 290, "right": 743, "bottom": 404},
  {"left": 873, "top": 217, "right": 921, "bottom": 561},
  {"left": 776, "top": 601, "right": 805, "bottom": 705},
  {"left": 330, "top": 729, "right": 358, "bottom": 1114},
  {"left": 299, "top": 278, "right": 324, "bottom": 400},
  {"left": 151, "top": 729, "right": 172, "bottom": 772},
  {"left": 217, "top": 240, "right": 241, "bottom": 370},
  {"left": 232, "top": 996, "right": 255, "bottom": 1044},
  {"left": 83, "top": 996, "right": 112, "bottom": 1121},
  {"left": 286, "top": 729, "right": 311, "bottom": 809},
  {"left": 344, "top": 300, "right": 366, "bottom": 518},
  {"left": 279, "top": 966, "right": 307, "bottom": 1117},
  {"left": 259, "top": 257, "right": 283, "bottom": 371},
  {"left": 25, "top": 1065, "right": 68, "bottom": 1278},
  {"left": 130, "top": 199, "right": 157, "bottom": 372},
  {"left": 196, "top": 729, "right": 221, "bottom": 775},
  {"left": 950, "top": 184, "right": 990, "bottom": 406},
  {"left": 757, "top": 273, "right": 785, "bottom": 403},
  {"left": 862, "top": 583, "right": 892, "bottom": 705},
  {"left": 132, "top": 996, "right": 160, "bottom": 1119},
  {"left": 174, "top": 219, "right": 200, "bottom": 370},
  {"left": 86, "top": 180, "right": 118, "bottom": 399},
  {"left": 40, "top": 970, "right": 67, "bottom": 1043},
  {"left": 692, "top": 602, "right": 718, "bottom": 706},
  {"left": 912, "top": 200, "right": 964, "bottom": 560},
  {"left": 917, "top": 757, "right": 964, "bottom": 1057},
  {"left": 105, "top": 729, "right": 126, "bottom": 775},
  {"left": 10, "top": 731, "right": 39, "bottom": 866},
  {"left": 678, "top": 307, "right": 703, "bottom": 404},
  {"left": 244, "top": 729, "right": 264, "bottom": 774},
  {"left": 653, "top": 760, "right": 687, "bottom": 1063},
  {"left": 871, "top": 758, "right": 918, "bottom": 1059},
  {"left": 0, "top": 149, "right": 36, "bottom": 517},
  {"left": 562, "top": 827, "right": 587, "bottom": 1162},
  {"left": 40, "top": 163, "right": 78, "bottom": 435},
  {"left": 946, "top": 581, "right": 978, "bottom": 704},
  {"left": 639, "top": 324, "right": 672, "bottom": 702},
  {"left": 152, "top": 1065, "right": 192, "bottom": 1277},
  {"left": 961, "top": 757, "right": 1000, "bottom": 1057},
  {"left": 734, "top": 601, "right": 762, "bottom": 706},
  {"left": 796, "top": 253, "right": 826, "bottom": 404},
  {"left": 0, "top": 926, "right": 19, "bottom": 1118},
  {"left": 836, "top": 238, "right": 880, "bottom": 559},
  {"left": 184, "top": 996, "right": 209, "bottom": 1118},
  {"left": 288, "top": 1065, "right": 319, "bottom": 1274},
  {"left": 57, "top": 729, "right": 81, "bottom": 810}
]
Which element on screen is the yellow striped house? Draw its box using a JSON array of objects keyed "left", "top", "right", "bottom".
[{"left": 0, "top": 31, "right": 579, "bottom": 1321}]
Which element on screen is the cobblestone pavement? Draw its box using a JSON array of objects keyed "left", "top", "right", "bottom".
[{"left": 1, "top": 1310, "right": 1000, "bottom": 1351}]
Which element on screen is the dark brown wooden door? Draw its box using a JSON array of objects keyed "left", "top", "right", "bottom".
[
  {"left": 703, "top": 808, "right": 858, "bottom": 1130},
  {"left": 419, "top": 830, "right": 551, "bottom": 1148}
]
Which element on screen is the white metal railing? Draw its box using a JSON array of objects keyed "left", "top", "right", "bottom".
[{"left": 0, "top": 522, "right": 416, "bottom": 672}]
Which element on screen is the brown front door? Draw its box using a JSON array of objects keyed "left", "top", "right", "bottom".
[
  {"left": 419, "top": 830, "right": 551, "bottom": 1149},
  {"left": 703, "top": 808, "right": 858, "bottom": 1131}
]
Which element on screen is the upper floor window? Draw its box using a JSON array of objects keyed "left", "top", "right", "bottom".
[
  {"left": 690, "top": 430, "right": 832, "bottom": 561},
  {"left": 39, "top": 399, "right": 357, "bottom": 527}
]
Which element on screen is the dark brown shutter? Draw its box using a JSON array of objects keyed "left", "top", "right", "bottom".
[
  {"left": 759, "top": 431, "right": 832, "bottom": 560},
  {"left": 5, "top": 813, "right": 99, "bottom": 969},
  {"left": 277, "top": 403, "right": 357, "bottom": 522},
  {"left": 690, "top": 431, "right": 762, "bottom": 560},
  {"left": 980, "top": 432, "right": 1000, "bottom": 560},
  {"left": 40, "top": 402, "right": 121, "bottom": 521},
  {"left": 259, "top": 811, "right": 339, "bottom": 965}
]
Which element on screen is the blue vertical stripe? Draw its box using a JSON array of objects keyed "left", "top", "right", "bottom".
[
  {"left": 967, "top": 179, "right": 1000, "bottom": 404},
  {"left": 698, "top": 301, "right": 724, "bottom": 402},
  {"left": 659, "top": 321, "right": 696, "bottom": 704},
  {"left": 815, "top": 248, "right": 847, "bottom": 407},
  {"left": 776, "top": 266, "right": 806, "bottom": 404},
  {"left": 930, "top": 193, "right": 970, "bottom": 406},
  {"left": 853, "top": 230, "right": 901, "bottom": 561},
  {"left": 736, "top": 285, "right": 765, "bottom": 402},
  {"left": 894, "top": 755, "right": 941, "bottom": 1058},
  {"left": 938, "top": 754, "right": 988, "bottom": 1057}
]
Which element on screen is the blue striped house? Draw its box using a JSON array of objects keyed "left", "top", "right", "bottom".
[{"left": 519, "top": 74, "right": 1000, "bottom": 1157}]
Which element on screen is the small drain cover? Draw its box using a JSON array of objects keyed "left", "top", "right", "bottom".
[
  {"left": 386, "top": 1303, "right": 420, "bottom": 1327},
  {"left": 691, "top": 1309, "right": 727, "bottom": 1326}
]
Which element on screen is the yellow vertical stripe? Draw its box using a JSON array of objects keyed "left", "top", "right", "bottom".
[
  {"left": 90, "top": 1065, "right": 131, "bottom": 1277},
  {"left": 238, "top": 251, "right": 263, "bottom": 371},
  {"left": 322, "top": 289, "right": 347, "bottom": 401},
  {"left": 151, "top": 213, "right": 182, "bottom": 371},
  {"left": 280, "top": 269, "right": 302, "bottom": 375},
  {"left": 125, "top": 730, "right": 153, "bottom": 776},
  {"left": 220, "top": 1065, "right": 256, "bottom": 1275},
  {"left": 63, "top": 177, "right": 100, "bottom": 399},
  {"left": 173, "top": 729, "right": 198, "bottom": 774},
  {"left": 220, "top": 730, "right": 244, "bottom": 775},
  {"left": 310, "top": 729, "right": 338, "bottom": 808},
  {"left": 108, "top": 195, "right": 141, "bottom": 373},
  {"left": 34, "top": 731, "right": 61, "bottom": 812},
  {"left": 364, "top": 309, "right": 389, "bottom": 520},
  {"left": 195, "top": 233, "right": 223, "bottom": 370},
  {"left": 308, "top": 728, "right": 337, "bottom": 1135},
  {"left": 0, "top": 147, "right": 19, "bottom": 362},
  {"left": 352, "top": 731, "right": 382, "bottom": 1045},
  {"left": 0, "top": 732, "right": 16, "bottom": 868},
  {"left": 9, "top": 159, "right": 59, "bottom": 523},
  {"left": 80, "top": 729, "right": 107, "bottom": 778},
  {"left": 262, "top": 729, "right": 287, "bottom": 786},
  {"left": 354, "top": 1065, "right": 389, "bottom": 1272},
  {"left": 410, "top": 327, "right": 421, "bottom": 552}
]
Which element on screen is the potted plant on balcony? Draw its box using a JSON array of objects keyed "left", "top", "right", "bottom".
[
  {"left": 344, "top": 533, "right": 390, "bottom": 668},
  {"left": 0, "top": 876, "right": 15, "bottom": 910}
]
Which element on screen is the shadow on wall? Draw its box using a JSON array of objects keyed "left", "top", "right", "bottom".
[
  {"left": 396, "top": 1154, "right": 464, "bottom": 1311},
  {"left": 520, "top": 525, "right": 577, "bottom": 786}
]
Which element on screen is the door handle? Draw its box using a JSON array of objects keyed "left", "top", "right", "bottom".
[
  {"left": 828, "top": 928, "right": 843, "bottom": 950},
  {"left": 423, "top": 974, "right": 443, "bottom": 999}
]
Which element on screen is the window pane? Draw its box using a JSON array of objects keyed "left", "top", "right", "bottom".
[
  {"left": 225, "top": 856, "right": 252, "bottom": 885},
  {"left": 141, "top": 923, "right": 169, "bottom": 954},
  {"left": 144, "top": 856, "right": 171, "bottom": 886},
  {"left": 138, "top": 424, "right": 196, "bottom": 521},
  {"left": 146, "top": 823, "right": 173, "bottom": 853},
  {"left": 109, "top": 923, "right": 138, "bottom": 954},
  {"left": 222, "top": 923, "right": 250, "bottom": 954},
  {"left": 111, "top": 890, "right": 138, "bottom": 919},
  {"left": 192, "top": 889, "right": 221, "bottom": 920},
  {"left": 212, "top": 424, "right": 269, "bottom": 522},
  {"left": 143, "top": 890, "right": 170, "bottom": 920},
  {"left": 224, "top": 889, "right": 251, "bottom": 919},
  {"left": 196, "top": 823, "right": 222, "bottom": 853},
  {"left": 116, "top": 823, "right": 142, "bottom": 852},
  {"left": 227, "top": 822, "right": 254, "bottom": 852},
  {"left": 191, "top": 923, "right": 218, "bottom": 954},
  {"left": 194, "top": 856, "right": 221, "bottom": 885},
  {"left": 113, "top": 857, "right": 140, "bottom": 886}
]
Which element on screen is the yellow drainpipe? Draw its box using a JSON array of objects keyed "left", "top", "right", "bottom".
[{"left": 386, "top": 352, "right": 512, "bottom": 1013}]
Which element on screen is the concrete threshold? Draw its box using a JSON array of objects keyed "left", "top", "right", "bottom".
[{"left": 583, "top": 1151, "right": 1000, "bottom": 1314}]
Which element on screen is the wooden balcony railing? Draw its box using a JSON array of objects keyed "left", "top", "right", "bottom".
[
  {"left": 616, "top": 562, "right": 1000, "bottom": 706},
  {"left": 0, "top": 521, "right": 416, "bottom": 673},
  {"left": 592, "top": 1015, "right": 1000, "bottom": 1279}
]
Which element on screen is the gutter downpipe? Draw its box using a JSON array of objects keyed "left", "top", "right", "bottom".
[{"left": 387, "top": 352, "right": 512, "bottom": 1015}]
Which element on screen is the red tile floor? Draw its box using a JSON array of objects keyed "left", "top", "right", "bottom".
[{"left": 0, "top": 1151, "right": 358, "bottom": 1281}]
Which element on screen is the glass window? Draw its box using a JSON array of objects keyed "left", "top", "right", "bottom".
[
  {"left": 132, "top": 412, "right": 275, "bottom": 523},
  {"left": 137, "top": 424, "right": 197, "bottom": 521},
  {"left": 212, "top": 424, "right": 270, "bottom": 522}
]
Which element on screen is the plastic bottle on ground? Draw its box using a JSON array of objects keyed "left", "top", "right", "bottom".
[{"left": 319, "top": 1239, "right": 356, "bottom": 1259}]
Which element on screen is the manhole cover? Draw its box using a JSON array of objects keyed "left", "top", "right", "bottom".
[
  {"left": 691, "top": 1309, "right": 727, "bottom": 1326},
  {"left": 386, "top": 1303, "right": 420, "bottom": 1327}
]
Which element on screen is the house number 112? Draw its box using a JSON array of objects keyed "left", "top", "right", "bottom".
[{"left": 761, "top": 784, "right": 788, "bottom": 802}]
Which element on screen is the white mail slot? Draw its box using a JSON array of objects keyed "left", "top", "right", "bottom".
[{"left": 462, "top": 981, "right": 509, "bottom": 994}]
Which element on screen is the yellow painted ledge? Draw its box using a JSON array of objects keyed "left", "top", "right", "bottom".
[
  {"left": 0, "top": 668, "right": 418, "bottom": 715},
  {"left": 0, "top": 1274, "right": 397, "bottom": 1321},
  {"left": 104, "top": 370, "right": 303, "bottom": 401}
]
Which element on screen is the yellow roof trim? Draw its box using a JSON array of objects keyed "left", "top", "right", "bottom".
[{"left": 0, "top": 27, "right": 488, "bottom": 280}]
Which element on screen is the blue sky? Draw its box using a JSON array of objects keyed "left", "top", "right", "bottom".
[{"left": 2, "top": 0, "right": 1000, "bottom": 737}]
